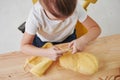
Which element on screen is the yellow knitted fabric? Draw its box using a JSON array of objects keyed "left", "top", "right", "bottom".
[{"left": 24, "top": 43, "right": 99, "bottom": 77}]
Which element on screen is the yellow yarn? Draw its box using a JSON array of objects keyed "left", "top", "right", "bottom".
[
  {"left": 24, "top": 43, "right": 99, "bottom": 77},
  {"left": 59, "top": 52, "right": 99, "bottom": 75}
]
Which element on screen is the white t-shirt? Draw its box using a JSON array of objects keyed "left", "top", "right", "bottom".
[{"left": 25, "top": 1, "right": 87, "bottom": 42}]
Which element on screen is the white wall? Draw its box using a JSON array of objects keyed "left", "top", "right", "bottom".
[
  {"left": 0, "top": 0, "right": 120, "bottom": 54},
  {"left": 0, "top": 0, "right": 32, "bottom": 53},
  {"left": 87, "top": 0, "right": 120, "bottom": 36}
]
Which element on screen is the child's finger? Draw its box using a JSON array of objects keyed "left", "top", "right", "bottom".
[
  {"left": 53, "top": 46, "right": 60, "bottom": 50},
  {"left": 56, "top": 49, "right": 68, "bottom": 55},
  {"left": 72, "top": 46, "right": 77, "bottom": 54},
  {"left": 68, "top": 41, "right": 73, "bottom": 48}
]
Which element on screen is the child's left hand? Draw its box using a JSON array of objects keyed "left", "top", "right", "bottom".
[{"left": 68, "top": 38, "right": 88, "bottom": 54}]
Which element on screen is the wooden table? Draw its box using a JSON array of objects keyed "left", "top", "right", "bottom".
[{"left": 0, "top": 34, "right": 120, "bottom": 80}]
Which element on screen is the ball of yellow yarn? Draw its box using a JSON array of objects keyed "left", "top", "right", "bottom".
[{"left": 59, "top": 52, "right": 99, "bottom": 75}]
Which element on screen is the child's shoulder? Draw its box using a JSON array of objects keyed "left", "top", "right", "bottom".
[
  {"left": 31, "top": 1, "right": 44, "bottom": 17},
  {"left": 33, "top": 1, "right": 43, "bottom": 11},
  {"left": 76, "top": 1, "right": 84, "bottom": 10}
]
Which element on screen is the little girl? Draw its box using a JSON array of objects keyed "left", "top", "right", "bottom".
[{"left": 21, "top": 0, "right": 101, "bottom": 60}]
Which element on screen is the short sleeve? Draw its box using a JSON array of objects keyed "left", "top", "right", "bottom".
[
  {"left": 76, "top": 1, "right": 88, "bottom": 22},
  {"left": 25, "top": 6, "right": 38, "bottom": 35}
]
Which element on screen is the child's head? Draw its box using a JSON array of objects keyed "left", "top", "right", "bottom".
[{"left": 40, "top": 0, "right": 77, "bottom": 20}]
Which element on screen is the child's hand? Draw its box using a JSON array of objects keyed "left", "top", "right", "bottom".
[
  {"left": 68, "top": 38, "right": 88, "bottom": 54},
  {"left": 46, "top": 46, "right": 67, "bottom": 61}
]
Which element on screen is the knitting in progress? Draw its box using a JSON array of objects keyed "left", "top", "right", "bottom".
[{"left": 24, "top": 43, "right": 99, "bottom": 77}]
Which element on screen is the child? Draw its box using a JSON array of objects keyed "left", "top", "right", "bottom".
[{"left": 21, "top": 0, "right": 101, "bottom": 61}]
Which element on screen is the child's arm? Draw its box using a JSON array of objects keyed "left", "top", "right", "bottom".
[
  {"left": 69, "top": 16, "right": 101, "bottom": 53},
  {"left": 20, "top": 32, "right": 66, "bottom": 60}
]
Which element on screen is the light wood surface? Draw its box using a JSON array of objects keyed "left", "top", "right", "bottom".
[{"left": 0, "top": 34, "right": 120, "bottom": 80}]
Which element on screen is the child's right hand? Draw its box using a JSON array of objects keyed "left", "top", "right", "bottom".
[{"left": 46, "top": 46, "right": 67, "bottom": 61}]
